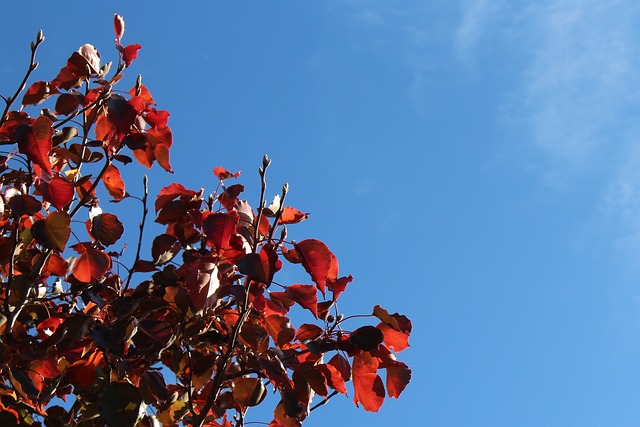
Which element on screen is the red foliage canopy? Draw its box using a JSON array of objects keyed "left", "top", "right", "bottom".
[{"left": 0, "top": 15, "right": 412, "bottom": 427}]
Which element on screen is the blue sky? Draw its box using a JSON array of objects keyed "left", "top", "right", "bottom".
[{"left": 3, "top": 1, "right": 640, "bottom": 426}]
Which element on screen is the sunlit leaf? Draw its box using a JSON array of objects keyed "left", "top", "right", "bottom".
[
  {"left": 101, "top": 164, "right": 126, "bottom": 200},
  {"left": 352, "top": 352, "right": 385, "bottom": 412},
  {"left": 285, "top": 284, "right": 318, "bottom": 318},
  {"left": 294, "top": 239, "right": 339, "bottom": 296},
  {"left": 72, "top": 243, "right": 111, "bottom": 283}
]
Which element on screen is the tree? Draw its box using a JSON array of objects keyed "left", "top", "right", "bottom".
[{"left": 0, "top": 15, "right": 412, "bottom": 427}]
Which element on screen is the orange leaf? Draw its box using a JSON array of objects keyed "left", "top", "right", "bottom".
[
  {"left": 72, "top": 244, "right": 111, "bottom": 283},
  {"left": 352, "top": 352, "right": 385, "bottom": 412},
  {"left": 101, "top": 164, "right": 126, "bottom": 200},
  {"left": 278, "top": 207, "right": 309, "bottom": 225}
]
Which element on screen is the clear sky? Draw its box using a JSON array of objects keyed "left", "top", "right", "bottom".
[{"left": 3, "top": 1, "right": 640, "bottom": 426}]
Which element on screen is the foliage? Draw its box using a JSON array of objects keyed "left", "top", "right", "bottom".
[{"left": 0, "top": 15, "right": 412, "bottom": 427}]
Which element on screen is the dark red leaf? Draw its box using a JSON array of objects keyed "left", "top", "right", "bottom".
[
  {"left": 285, "top": 284, "right": 318, "bottom": 318},
  {"left": 237, "top": 245, "right": 280, "bottom": 285},
  {"left": 91, "top": 212, "right": 124, "bottom": 246},
  {"left": 39, "top": 175, "right": 74, "bottom": 210},
  {"left": 22, "top": 81, "right": 59, "bottom": 106},
  {"left": 294, "top": 239, "right": 339, "bottom": 296},
  {"left": 97, "top": 382, "right": 143, "bottom": 427},
  {"left": 15, "top": 116, "right": 53, "bottom": 175},
  {"left": 203, "top": 211, "right": 239, "bottom": 255},
  {"left": 106, "top": 94, "right": 137, "bottom": 135},
  {"left": 7, "top": 194, "right": 41, "bottom": 217},
  {"left": 328, "top": 353, "right": 351, "bottom": 381},
  {"left": 55, "top": 93, "right": 81, "bottom": 115},
  {"left": 186, "top": 257, "right": 219, "bottom": 312},
  {"left": 151, "top": 234, "right": 181, "bottom": 265},
  {"left": 155, "top": 183, "right": 197, "bottom": 213},
  {"left": 295, "top": 323, "right": 323, "bottom": 342}
]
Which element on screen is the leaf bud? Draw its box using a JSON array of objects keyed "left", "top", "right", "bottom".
[
  {"left": 262, "top": 154, "right": 271, "bottom": 169},
  {"left": 36, "top": 30, "right": 44, "bottom": 44},
  {"left": 282, "top": 183, "right": 289, "bottom": 195}
]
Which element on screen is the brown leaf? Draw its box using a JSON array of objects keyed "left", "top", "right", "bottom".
[{"left": 31, "top": 211, "right": 71, "bottom": 252}]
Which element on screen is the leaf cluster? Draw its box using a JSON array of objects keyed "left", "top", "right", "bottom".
[{"left": 0, "top": 15, "right": 412, "bottom": 427}]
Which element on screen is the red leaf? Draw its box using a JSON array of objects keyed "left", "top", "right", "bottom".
[
  {"left": 39, "top": 176, "right": 74, "bottom": 210},
  {"left": 145, "top": 109, "right": 169, "bottom": 129},
  {"left": 285, "top": 284, "right": 318, "bottom": 318},
  {"left": 15, "top": 116, "right": 53, "bottom": 175},
  {"left": 203, "top": 211, "right": 239, "bottom": 255},
  {"left": 72, "top": 244, "right": 111, "bottom": 283},
  {"left": 372, "top": 305, "right": 412, "bottom": 333},
  {"left": 385, "top": 362, "right": 411, "bottom": 399},
  {"left": 65, "top": 349, "right": 104, "bottom": 388},
  {"left": 120, "top": 43, "right": 142, "bottom": 67},
  {"left": 377, "top": 322, "right": 410, "bottom": 352},
  {"left": 8, "top": 194, "right": 41, "bottom": 217},
  {"left": 264, "top": 314, "right": 295, "bottom": 348},
  {"left": 213, "top": 166, "right": 241, "bottom": 180},
  {"left": 101, "top": 164, "right": 126, "bottom": 200},
  {"left": 294, "top": 323, "right": 323, "bottom": 342},
  {"left": 44, "top": 252, "right": 70, "bottom": 277},
  {"left": 55, "top": 93, "right": 81, "bottom": 115},
  {"left": 151, "top": 234, "right": 181, "bottom": 265},
  {"left": 114, "top": 14, "right": 125, "bottom": 42},
  {"left": 186, "top": 257, "right": 219, "bottom": 312},
  {"left": 327, "top": 275, "right": 353, "bottom": 300},
  {"left": 294, "top": 239, "right": 339, "bottom": 296},
  {"left": 328, "top": 353, "right": 351, "bottom": 382},
  {"left": 90, "top": 213, "right": 124, "bottom": 246},
  {"left": 22, "top": 81, "right": 59, "bottom": 106},
  {"left": 155, "top": 183, "right": 197, "bottom": 213},
  {"left": 128, "top": 83, "right": 155, "bottom": 105},
  {"left": 106, "top": 94, "right": 137, "bottom": 135},
  {"left": 237, "top": 245, "right": 280, "bottom": 285},
  {"left": 317, "top": 363, "right": 347, "bottom": 394},
  {"left": 278, "top": 207, "right": 309, "bottom": 225},
  {"left": 352, "top": 352, "right": 385, "bottom": 412}
]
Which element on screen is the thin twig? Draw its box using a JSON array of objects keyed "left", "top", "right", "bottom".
[
  {"left": 310, "top": 390, "right": 339, "bottom": 412},
  {"left": 0, "top": 30, "right": 44, "bottom": 128},
  {"left": 123, "top": 175, "right": 148, "bottom": 292}
]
